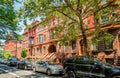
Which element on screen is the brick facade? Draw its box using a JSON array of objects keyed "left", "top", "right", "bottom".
[
  {"left": 22, "top": 16, "right": 120, "bottom": 65},
  {"left": 4, "top": 40, "right": 22, "bottom": 59}
]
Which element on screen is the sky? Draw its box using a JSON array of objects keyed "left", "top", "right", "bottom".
[{"left": 14, "top": 1, "right": 25, "bottom": 34}]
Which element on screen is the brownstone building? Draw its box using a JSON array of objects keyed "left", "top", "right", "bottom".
[
  {"left": 22, "top": 13, "right": 120, "bottom": 65},
  {"left": 4, "top": 39, "right": 22, "bottom": 59},
  {"left": 5, "top": 10, "right": 120, "bottom": 65},
  {"left": 21, "top": 1, "right": 120, "bottom": 65}
]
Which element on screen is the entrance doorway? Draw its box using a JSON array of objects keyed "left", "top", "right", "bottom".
[{"left": 48, "top": 45, "right": 56, "bottom": 53}]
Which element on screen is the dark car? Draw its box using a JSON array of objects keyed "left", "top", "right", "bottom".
[
  {"left": 17, "top": 60, "right": 32, "bottom": 69},
  {"left": 7, "top": 57, "right": 19, "bottom": 66},
  {"left": 63, "top": 56, "right": 120, "bottom": 78}
]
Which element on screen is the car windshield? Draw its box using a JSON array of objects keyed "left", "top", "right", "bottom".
[
  {"left": 9, "top": 58, "right": 18, "bottom": 61},
  {"left": 25, "top": 61, "right": 30, "bottom": 64}
]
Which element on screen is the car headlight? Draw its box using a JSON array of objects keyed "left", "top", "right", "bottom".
[{"left": 27, "top": 64, "right": 32, "bottom": 66}]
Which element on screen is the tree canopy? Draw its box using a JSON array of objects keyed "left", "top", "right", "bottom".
[
  {"left": 0, "top": 0, "right": 21, "bottom": 39},
  {"left": 20, "top": 0, "right": 120, "bottom": 56}
]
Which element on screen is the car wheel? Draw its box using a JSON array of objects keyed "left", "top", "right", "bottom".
[
  {"left": 47, "top": 69, "right": 52, "bottom": 76},
  {"left": 24, "top": 66, "right": 27, "bottom": 70},
  {"left": 112, "top": 75, "right": 120, "bottom": 78},
  {"left": 66, "top": 71, "right": 76, "bottom": 78}
]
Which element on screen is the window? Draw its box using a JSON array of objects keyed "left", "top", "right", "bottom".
[
  {"left": 38, "top": 34, "right": 46, "bottom": 43},
  {"left": 29, "top": 37, "right": 34, "bottom": 45},
  {"left": 50, "top": 30, "right": 55, "bottom": 39},
  {"left": 72, "top": 41, "right": 76, "bottom": 50},
  {"left": 72, "top": 41, "right": 76, "bottom": 53}
]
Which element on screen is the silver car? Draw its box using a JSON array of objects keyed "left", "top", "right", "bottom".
[{"left": 33, "top": 60, "right": 64, "bottom": 75}]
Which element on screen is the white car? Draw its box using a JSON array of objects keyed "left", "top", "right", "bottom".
[{"left": 33, "top": 60, "right": 64, "bottom": 75}]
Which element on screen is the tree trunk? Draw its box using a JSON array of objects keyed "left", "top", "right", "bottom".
[{"left": 79, "top": 14, "right": 90, "bottom": 57}]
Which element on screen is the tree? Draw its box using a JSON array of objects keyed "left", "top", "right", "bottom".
[
  {"left": 0, "top": 50, "right": 4, "bottom": 58},
  {"left": 0, "top": 0, "right": 21, "bottom": 39},
  {"left": 3, "top": 51, "right": 11, "bottom": 59},
  {"left": 20, "top": 0, "right": 120, "bottom": 56},
  {"left": 21, "top": 48, "right": 27, "bottom": 58}
]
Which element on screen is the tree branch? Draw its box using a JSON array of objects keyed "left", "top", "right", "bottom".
[
  {"left": 76, "top": 0, "right": 80, "bottom": 10},
  {"left": 64, "top": 0, "right": 76, "bottom": 12},
  {"left": 94, "top": 0, "right": 115, "bottom": 14},
  {"left": 56, "top": 10, "right": 79, "bottom": 23}
]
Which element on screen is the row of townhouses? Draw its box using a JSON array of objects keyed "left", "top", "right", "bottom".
[{"left": 4, "top": 6, "right": 120, "bottom": 65}]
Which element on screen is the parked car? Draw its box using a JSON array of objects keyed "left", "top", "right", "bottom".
[
  {"left": 17, "top": 60, "right": 32, "bottom": 69},
  {"left": 7, "top": 57, "right": 19, "bottom": 66},
  {"left": 0, "top": 58, "right": 4, "bottom": 64},
  {"left": 3, "top": 59, "right": 8, "bottom": 65},
  {"left": 33, "top": 60, "right": 64, "bottom": 75},
  {"left": 63, "top": 56, "right": 120, "bottom": 78}
]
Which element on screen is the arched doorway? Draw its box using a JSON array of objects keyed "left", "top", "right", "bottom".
[{"left": 48, "top": 45, "right": 56, "bottom": 53}]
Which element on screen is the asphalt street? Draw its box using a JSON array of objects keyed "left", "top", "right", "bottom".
[{"left": 0, "top": 64, "right": 63, "bottom": 78}]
